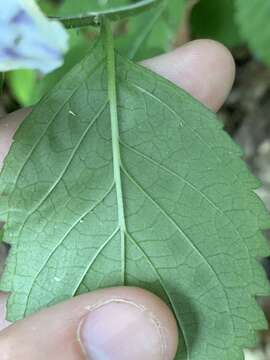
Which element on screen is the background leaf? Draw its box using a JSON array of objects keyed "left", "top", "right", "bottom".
[
  {"left": 1, "top": 36, "right": 270, "bottom": 360},
  {"left": 235, "top": 0, "right": 270, "bottom": 66},
  {"left": 8, "top": 70, "right": 37, "bottom": 107},
  {"left": 191, "top": 0, "right": 242, "bottom": 47},
  {"left": 119, "top": 0, "right": 186, "bottom": 60},
  {"left": 56, "top": 0, "right": 163, "bottom": 29}
]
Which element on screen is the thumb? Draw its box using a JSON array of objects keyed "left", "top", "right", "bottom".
[{"left": 0, "top": 287, "right": 178, "bottom": 359}]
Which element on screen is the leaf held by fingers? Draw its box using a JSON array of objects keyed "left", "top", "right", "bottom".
[{"left": 0, "top": 33, "right": 270, "bottom": 360}]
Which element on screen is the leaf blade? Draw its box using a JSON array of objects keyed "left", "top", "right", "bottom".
[{"left": 1, "top": 32, "right": 270, "bottom": 360}]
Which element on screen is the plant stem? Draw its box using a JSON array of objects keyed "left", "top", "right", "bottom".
[{"left": 103, "top": 19, "right": 127, "bottom": 284}]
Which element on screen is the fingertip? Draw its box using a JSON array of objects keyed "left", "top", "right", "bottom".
[
  {"left": 188, "top": 39, "right": 235, "bottom": 111},
  {"left": 79, "top": 287, "right": 179, "bottom": 360},
  {"left": 0, "top": 287, "right": 179, "bottom": 360},
  {"left": 143, "top": 39, "right": 236, "bottom": 112},
  {"left": 0, "top": 293, "right": 9, "bottom": 331}
]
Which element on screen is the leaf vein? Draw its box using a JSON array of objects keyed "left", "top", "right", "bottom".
[
  {"left": 22, "top": 181, "right": 115, "bottom": 316},
  {"left": 128, "top": 81, "right": 226, "bottom": 164},
  {"left": 126, "top": 231, "right": 190, "bottom": 359},
  {"left": 120, "top": 140, "right": 253, "bottom": 276},
  {"left": 17, "top": 101, "right": 108, "bottom": 237},
  {"left": 8, "top": 50, "right": 104, "bottom": 196},
  {"left": 72, "top": 227, "right": 120, "bottom": 296},
  {"left": 121, "top": 165, "right": 235, "bottom": 334}
]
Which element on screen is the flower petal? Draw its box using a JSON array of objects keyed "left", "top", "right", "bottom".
[{"left": 0, "top": 0, "right": 69, "bottom": 74}]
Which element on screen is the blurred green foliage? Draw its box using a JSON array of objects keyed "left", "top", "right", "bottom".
[
  {"left": 191, "top": 0, "right": 242, "bottom": 47},
  {"left": 6, "top": 0, "right": 270, "bottom": 108},
  {"left": 121, "top": 0, "right": 185, "bottom": 60},
  {"left": 235, "top": 0, "right": 270, "bottom": 67}
]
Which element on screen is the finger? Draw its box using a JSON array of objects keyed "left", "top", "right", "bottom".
[
  {"left": 0, "top": 293, "right": 9, "bottom": 331},
  {"left": 0, "top": 287, "right": 178, "bottom": 360},
  {"left": 143, "top": 39, "right": 235, "bottom": 112},
  {"left": 0, "top": 108, "right": 31, "bottom": 170}
]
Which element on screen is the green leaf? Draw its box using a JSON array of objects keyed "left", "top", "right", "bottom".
[
  {"left": 191, "top": 0, "right": 242, "bottom": 47},
  {"left": 235, "top": 0, "right": 270, "bottom": 65},
  {"left": 121, "top": 0, "right": 185, "bottom": 60},
  {"left": 57, "top": 0, "right": 132, "bottom": 15},
  {"left": 55, "top": 0, "right": 162, "bottom": 29},
  {"left": 1, "top": 23, "right": 270, "bottom": 360}
]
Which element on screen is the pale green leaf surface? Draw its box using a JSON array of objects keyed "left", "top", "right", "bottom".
[
  {"left": 0, "top": 35, "right": 270, "bottom": 360},
  {"left": 235, "top": 0, "right": 270, "bottom": 65}
]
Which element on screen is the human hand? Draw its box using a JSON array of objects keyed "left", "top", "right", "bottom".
[{"left": 0, "top": 39, "right": 235, "bottom": 360}]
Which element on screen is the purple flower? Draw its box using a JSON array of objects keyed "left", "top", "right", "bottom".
[{"left": 0, "top": 0, "right": 69, "bottom": 74}]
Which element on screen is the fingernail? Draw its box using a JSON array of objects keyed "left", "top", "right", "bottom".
[{"left": 79, "top": 299, "right": 167, "bottom": 360}]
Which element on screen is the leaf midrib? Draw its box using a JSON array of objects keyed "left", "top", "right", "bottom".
[
  {"left": 106, "top": 22, "right": 237, "bottom": 356},
  {"left": 104, "top": 20, "right": 127, "bottom": 284}
]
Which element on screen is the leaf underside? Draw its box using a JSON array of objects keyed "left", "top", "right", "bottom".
[
  {"left": 0, "top": 38, "right": 270, "bottom": 360},
  {"left": 235, "top": 0, "right": 270, "bottom": 66}
]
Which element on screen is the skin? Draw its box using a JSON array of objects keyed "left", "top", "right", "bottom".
[{"left": 0, "top": 39, "right": 235, "bottom": 359}]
